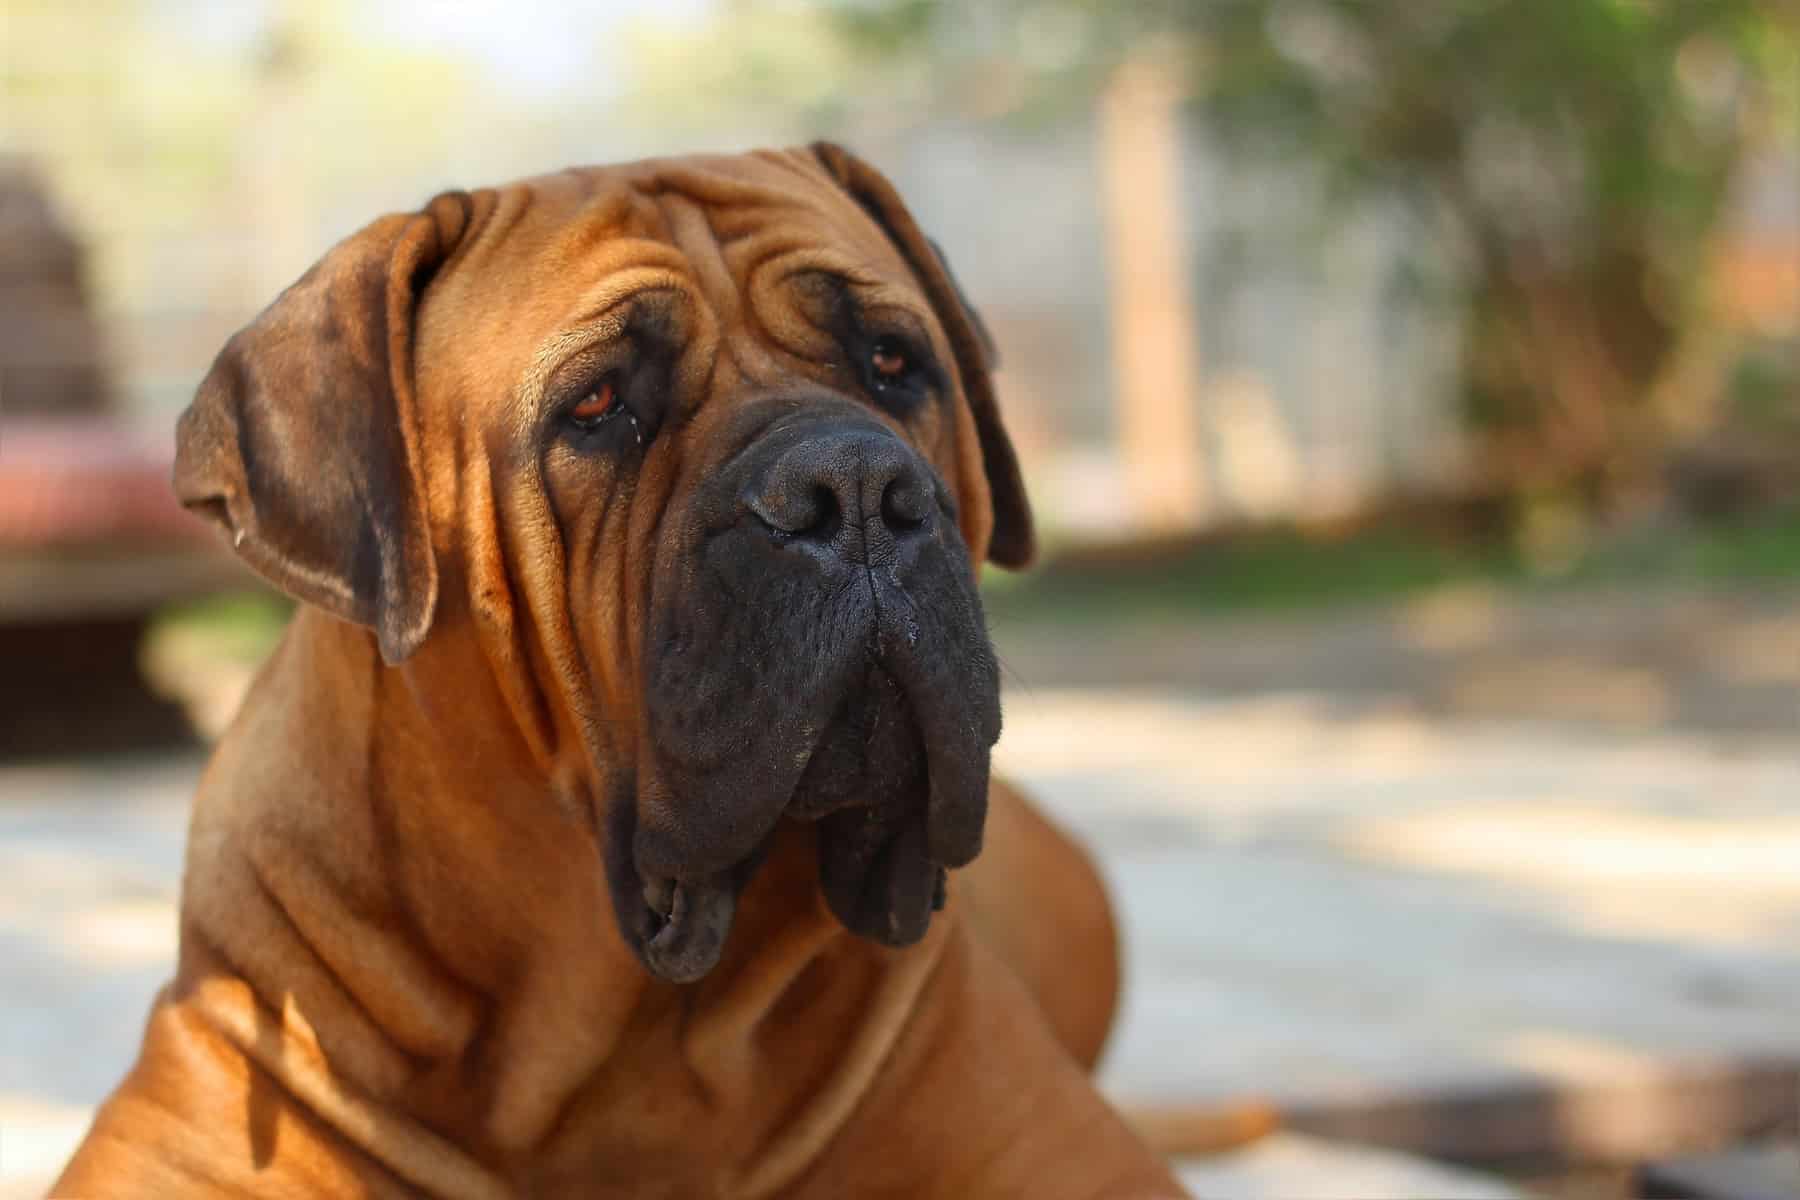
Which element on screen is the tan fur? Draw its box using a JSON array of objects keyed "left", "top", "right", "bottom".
[{"left": 55, "top": 149, "right": 1178, "bottom": 1198}]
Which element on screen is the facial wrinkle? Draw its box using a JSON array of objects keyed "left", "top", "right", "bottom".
[{"left": 657, "top": 191, "right": 782, "bottom": 390}]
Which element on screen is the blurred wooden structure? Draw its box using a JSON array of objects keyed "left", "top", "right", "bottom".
[
  {"left": 0, "top": 419, "right": 244, "bottom": 620},
  {"left": 0, "top": 157, "right": 110, "bottom": 416},
  {"left": 1637, "top": 1143, "right": 1800, "bottom": 1200},
  {"left": 0, "top": 158, "right": 236, "bottom": 617},
  {"left": 1097, "top": 55, "right": 1210, "bottom": 532},
  {"left": 0, "top": 160, "right": 243, "bottom": 753}
]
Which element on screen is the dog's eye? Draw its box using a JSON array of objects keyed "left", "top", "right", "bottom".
[
  {"left": 869, "top": 340, "right": 910, "bottom": 384},
  {"left": 569, "top": 377, "right": 622, "bottom": 429}
]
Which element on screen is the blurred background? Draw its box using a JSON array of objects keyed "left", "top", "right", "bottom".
[{"left": 2, "top": 2, "right": 1798, "bottom": 1196}]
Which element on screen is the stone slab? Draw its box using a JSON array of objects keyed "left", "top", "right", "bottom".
[
  {"left": 5, "top": 687, "right": 1800, "bottom": 1190},
  {"left": 1004, "top": 688, "right": 1800, "bottom": 1161},
  {"left": 1173, "top": 1132, "right": 1525, "bottom": 1200},
  {"left": 1637, "top": 1143, "right": 1800, "bottom": 1200}
]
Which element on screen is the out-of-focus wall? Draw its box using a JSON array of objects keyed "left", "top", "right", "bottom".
[
  {"left": 838, "top": 123, "right": 1471, "bottom": 537},
  {"left": 5, "top": 1, "right": 1794, "bottom": 541}
]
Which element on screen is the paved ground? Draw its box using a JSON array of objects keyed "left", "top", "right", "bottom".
[
  {"left": 995, "top": 583, "right": 1800, "bottom": 738},
  {"left": 6, "top": 587, "right": 1800, "bottom": 1196},
  {"left": 1000, "top": 689, "right": 1800, "bottom": 1166}
]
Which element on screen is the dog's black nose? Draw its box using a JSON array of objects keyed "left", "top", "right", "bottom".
[{"left": 744, "top": 428, "right": 936, "bottom": 566}]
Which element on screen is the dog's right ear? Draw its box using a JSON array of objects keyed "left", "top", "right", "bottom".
[{"left": 174, "top": 191, "right": 487, "bottom": 664}]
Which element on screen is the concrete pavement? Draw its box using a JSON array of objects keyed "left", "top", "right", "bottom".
[{"left": 6, "top": 686, "right": 1800, "bottom": 1196}]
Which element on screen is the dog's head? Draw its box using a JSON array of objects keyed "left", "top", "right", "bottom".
[{"left": 174, "top": 146, "right": 1034, "bottom": 982}]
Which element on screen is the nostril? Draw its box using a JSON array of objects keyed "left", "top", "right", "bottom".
[
  {"left": 807, "top": 484, "right": 842, "bottom": 541},
  {"left": 745, "top": 478, "right": 844, "bottom": 543},
  {"left": 881, "top": 475, "right": 932, "bottom": 535},
  {"left": 744, "top": 431, "right": 934, "bottom": 554}
]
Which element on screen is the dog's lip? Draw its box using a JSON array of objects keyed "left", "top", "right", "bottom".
[
  {"left": 637, "top": 871, "right": 737, "bottom": 984},
  {"left": 642, "top": 876, "right": 684, "bottom": 925},
  {"left": 817, "top": 807, "right": 949, "bottom": 948}
]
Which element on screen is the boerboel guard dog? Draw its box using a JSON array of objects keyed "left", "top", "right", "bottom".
[{"left": 56, "top": 145, "right": 1183, "bottom": 1198}]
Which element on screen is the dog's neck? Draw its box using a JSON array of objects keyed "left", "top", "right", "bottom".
[{"left": 177, "top": 607, "right": 944, "bottom": 1189}]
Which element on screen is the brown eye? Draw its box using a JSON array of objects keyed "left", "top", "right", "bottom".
[
  {"left": 570, "top": 377, "right": 619, "bottom": 426},
  {"left": 870, "top": 341, "right": 909, "bottom": 382}
]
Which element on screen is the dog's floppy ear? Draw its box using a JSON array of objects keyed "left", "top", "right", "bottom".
[
  {"left": 810, "top": 142, "right": 1036, "bottom": 568},
  {"left": 174, "top": 192, "right": 483, "bottom": 664}
]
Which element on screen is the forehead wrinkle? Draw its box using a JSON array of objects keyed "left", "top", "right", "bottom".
[
  {"left": 657, "top": 194, "right": 738, "bottom": 328},
  {"left": 437, "top": 182, "right": 537, "bottom": 280},
  {"left": 638, "top": 157, "right": 822, "bottom": 213},
  {"left": 656, "top": 191, "right": 808, "bottom": 391},
  {"left": 706, "top": 150, "right": 917, "bottom": 276},
  {"left": 547, "top": 185, "right": 670, "bottom": 266}
]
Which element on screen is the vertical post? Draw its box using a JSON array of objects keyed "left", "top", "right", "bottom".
[
  {"left": 1097, "top": 52, "right": 1208, "bottom": 533},
  {"left": 244, "top": 7, "right": 313, "bottom": 309}
]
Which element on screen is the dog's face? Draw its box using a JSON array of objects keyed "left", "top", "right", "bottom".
[{"left": 173, "top": 147, "right": 1035, "bottom": 982}]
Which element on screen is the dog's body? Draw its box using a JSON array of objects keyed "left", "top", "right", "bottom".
[{"left": 56, "top": 148, "right": 1177, "bottom": 1198}]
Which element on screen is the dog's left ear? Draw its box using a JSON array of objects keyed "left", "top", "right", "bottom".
[
  {"left": 174, "top": 191, "right": 486, "bottom": 664},
  {"left": 810, "top": 141, "right": 1036, "bottom": 569}
]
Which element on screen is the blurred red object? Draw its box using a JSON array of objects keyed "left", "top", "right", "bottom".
[{"left": 0, "top": 416, "right": 204, "bottom": 548}]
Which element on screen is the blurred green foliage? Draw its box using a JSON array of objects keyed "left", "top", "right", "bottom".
[
  {"left": 814, "top": 0, "right": 1799, "bottom": 511},
  {"left": 983, "top": 502, "right": 1800, "bottom": 625},
  {"left": 1, "top": 0, "right": 476, "bottom": 326},
  {"left": 146, "top": 591, "right": 294, "bottom": 666},
  {"left": 144, "top": 503, "right": 1800, "bottom": 658}
]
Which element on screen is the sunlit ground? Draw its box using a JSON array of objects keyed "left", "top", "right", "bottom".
[
  {"left": 4, "top": 628, "right": 1798, "bottom": 1195},
  {"left": 995, "top": 690, "right": 1800, "bottom": 1106}
]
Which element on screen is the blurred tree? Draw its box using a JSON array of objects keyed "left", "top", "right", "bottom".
[
  {"left": 815, "top": 0, "right": 1799, "bottom": 512},
  {"left": 1, "top": 0, "right": 477, "bottom": 418}
]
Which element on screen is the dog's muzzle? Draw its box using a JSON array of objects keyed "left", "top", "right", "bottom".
[{"left": 611, "top": 406, "right": 1001, "bottom": 982}]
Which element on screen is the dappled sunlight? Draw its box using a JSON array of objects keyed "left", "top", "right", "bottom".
[
  {"left": 0, "top": 842, "right": 177, "bottom": 969},
  {"left": 1339, "top": 822, "right": 1800, "bottom": 951},
  {"left": 0, "top": 1091, "right": 93, "bottom": 1193},
  {"left": 996, "top": 688, "right": 1454, "bottom": 790},
  {"left": 6, "top": 688, "right": 1798, "bottom": 1189},
  {"left": 1212, "top": 371, "right": 1305, "bottom": 522},
  {"left": 55, "top": 898, "right": 179, "bottom": 970},
  {"left": 1337, "top": 805, "right": 1800, "bottom": 892},
  {"left": 995, "top": 686, "right": 1800, "bottom": 1148},
  {"left": 0, "top": 844, "right": 172, "bottom": 908},
  {"left": 0, "top": 755, "right": 202, "bottom": 812},
  {"left": 2, "top": 0, "right": 1795, "bottom": 1191},
  {"left": 1536, "top": 1053, "right": 1800, "bottom": 1167},
  {"left": 0, "top": 770, "right": 189, "bottom": 1143},
  {"left": 996, "top": 686, "right": 1800, "bottom": 832},
  {"left": 1402, "top": 583, "right": 1507, "bottom": 652},
  {"left": 1700, "top": 613, "right": 1800, "bottom": 685},
  {"left": 1448, "top": 661, "right": 1675, "bottom": 728},
  {"left": 1174, "top": 1131, "right": 1522, "bottom": 1200},
  {"left": 1499, "top": 1032, "right": 1671, "bottom": 1093}
]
